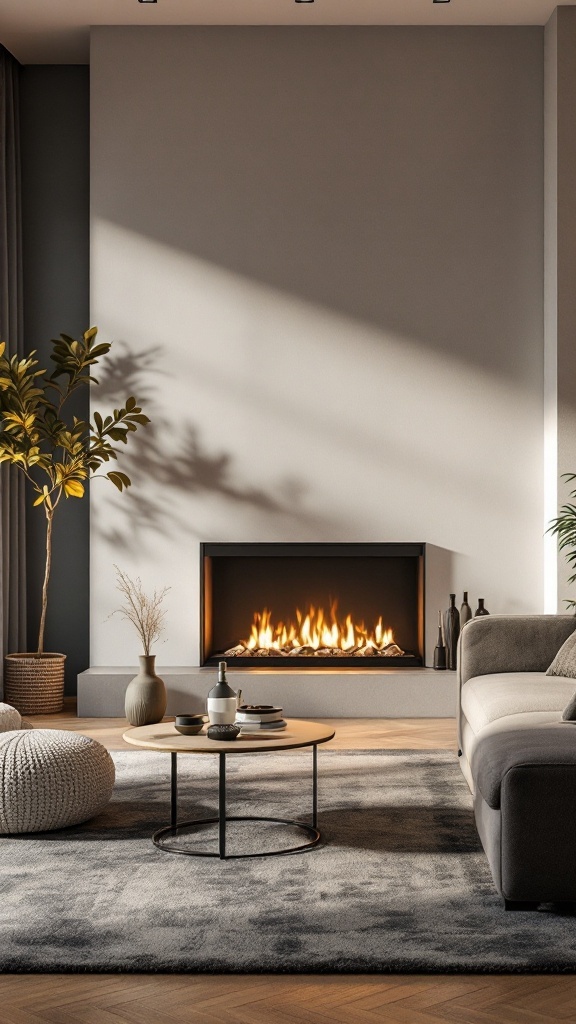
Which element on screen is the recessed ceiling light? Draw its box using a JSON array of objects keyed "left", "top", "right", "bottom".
[{"left": 138, "top": 0, "right": 158, "bottom": 4}]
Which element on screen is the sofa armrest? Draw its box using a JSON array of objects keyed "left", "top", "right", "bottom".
[
  {"left": 456, "top": 615, "right": 576, "bottom": 752},
  {"left": 501, "top": 765, "right": 576, "bottom": 902}
]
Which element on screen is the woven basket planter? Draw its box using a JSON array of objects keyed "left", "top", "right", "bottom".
[{"left": 3, "top": 653, "right": 66, "bottom": 715}]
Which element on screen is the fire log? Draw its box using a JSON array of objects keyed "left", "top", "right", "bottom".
[{"left": 383, "top": 644, "right": 405, "bottom": 656}]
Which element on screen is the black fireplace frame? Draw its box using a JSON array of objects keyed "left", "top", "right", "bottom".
[{"left": 200, "top": 542, "right": 425, "bottom": 668}]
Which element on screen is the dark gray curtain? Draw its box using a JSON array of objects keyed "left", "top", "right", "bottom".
[{"left": 0, "top": 45, "right": 26, "bottom": 693}]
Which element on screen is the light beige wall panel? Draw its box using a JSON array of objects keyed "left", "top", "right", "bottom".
[
  {"left": 90, "top": 27, "right": 544, "bottom": 666},
  {"left": 544, "top": 6, "right": 576, "bottom": 610}
]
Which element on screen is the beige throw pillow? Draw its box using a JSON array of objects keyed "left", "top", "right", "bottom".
[
  {"left": 547, "top": 628, "right": 576, "bottom": 720},
  {"left": 547, "top": 628, "right": 576, "bottom": 679}
]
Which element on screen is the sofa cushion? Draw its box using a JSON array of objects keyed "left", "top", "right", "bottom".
[
  {"left": 461, "top": 672, "right": 575, "bottom": 734},
  {"left": 547, "top": 628, "right": 576, "bottom": 679},
  {"left": 470, "top": 715, "right": 576, "bottom": 809}
]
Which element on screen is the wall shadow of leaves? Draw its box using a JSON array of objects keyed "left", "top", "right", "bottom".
[{"left": 92, "top": 341, "right": 345, "bottom": 555}]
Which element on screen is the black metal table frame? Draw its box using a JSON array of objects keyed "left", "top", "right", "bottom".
[{"left": 153, "top": 745, "right": 320, "bottom": 859}]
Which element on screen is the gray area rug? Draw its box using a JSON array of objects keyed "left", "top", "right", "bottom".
[{"left": 1, "top": 749, "right": 576, "bottom": 973}]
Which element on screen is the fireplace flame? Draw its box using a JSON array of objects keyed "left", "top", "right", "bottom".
[{"left": 242, "top": 603, "right": 397, "bottom": 654}]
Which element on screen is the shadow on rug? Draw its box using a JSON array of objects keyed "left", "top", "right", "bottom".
[{"left": 1, "top": 749, "right": 575, "bottom": 973}]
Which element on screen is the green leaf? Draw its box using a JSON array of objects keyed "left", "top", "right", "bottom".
[
  {"left": 107, "top": 471, "right": 131, "bottom": 492},
  {"left": 88, "top": 344, "right": 110, "bottom": 359}
]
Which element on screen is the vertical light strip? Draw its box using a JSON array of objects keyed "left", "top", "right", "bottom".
[{"left": 543, "top": 12, "right": 558, "bottom": 613}]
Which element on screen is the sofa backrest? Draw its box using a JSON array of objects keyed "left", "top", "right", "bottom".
[{"left": 458, "top": 615, "right": 576, "bottom": 689}]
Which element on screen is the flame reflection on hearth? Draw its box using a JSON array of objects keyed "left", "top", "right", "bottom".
[{"left": 222, "top": 603, "right": 405, "bottom": 658}]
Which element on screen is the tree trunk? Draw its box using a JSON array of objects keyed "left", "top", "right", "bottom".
[{"left": 37, "top": 509, "right": 53, "bottom": 655}]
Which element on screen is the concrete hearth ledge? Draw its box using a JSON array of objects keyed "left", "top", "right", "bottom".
[{"left": 77, "top": 667, "right": 457, "bottom": 719}]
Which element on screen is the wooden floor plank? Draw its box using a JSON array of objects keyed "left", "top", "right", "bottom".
[
  {"left": 2, "top": 1006, "right": 52, "bottom": 1024},
  {"left": 353, "top": 979, "right": 491, "bottom": 1013},
  {"left": 26, "top": 705, "right": 457, "bottom": 753}
]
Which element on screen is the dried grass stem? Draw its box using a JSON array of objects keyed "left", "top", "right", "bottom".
[{"left": 111, "top": 565, "right": 170, "bottom": 656}]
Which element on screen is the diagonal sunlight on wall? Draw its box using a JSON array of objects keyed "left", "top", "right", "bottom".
[{"left": 91, "top": 222, "right": 543, "bottom": 666}]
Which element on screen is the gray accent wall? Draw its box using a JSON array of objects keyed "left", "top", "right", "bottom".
[{"left": 20, "top": 66, "right": 89, "bottom": 693}]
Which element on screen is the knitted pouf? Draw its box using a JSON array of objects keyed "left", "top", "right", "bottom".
[
  {"left": 0, "top": 729, "right": 115, "bottom": 834},
  {"left": 0, "top": 703, "right": 21, "bottom": 733}
]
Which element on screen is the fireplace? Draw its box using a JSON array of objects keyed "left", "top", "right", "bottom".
[{"left": 200, "top": 543, "right": 425, "bottom": 668}]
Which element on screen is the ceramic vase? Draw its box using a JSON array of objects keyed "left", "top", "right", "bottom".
[
  {"left": 433, "top": 611, "right": 447, "bottom": 670},
  {"left": 124, "top": 654, "right": 167, "bottom": 726},
  {"left": 443, "top": 594, "right": 460, "bottom": 671},
  {"left": 460, "top": 592, "right": 472, "bottom": 626},
  {"left": 475, "top": 598, "right": 490, "bottom": 616}
]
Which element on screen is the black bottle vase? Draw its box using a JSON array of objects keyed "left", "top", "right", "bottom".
[
  {"left": 443, "top": 594, "right": 460, "bottom": 671},
  {"left": 460, "top": 592, "right": 472, "bottom": 626},
  {"left": 433, "top": 611, "right": 447, "bottom": 670},
  {"left": 475, "top": 598, "right": 490, "bottom": 616}
]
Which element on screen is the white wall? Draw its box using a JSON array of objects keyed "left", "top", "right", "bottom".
[
  {"left": 544, "top": 8, "right": 576, "bottom": 612},
  {"left": 90, "top": 27, "right": 544, "bottom": 667}
]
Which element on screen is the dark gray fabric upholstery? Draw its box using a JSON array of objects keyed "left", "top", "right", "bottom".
[
  {"left": 471, "top": 718, "right": 576, "bottom": 809},
  {"left": 501, "top": 766, "right": 576, "bottom": 902}
]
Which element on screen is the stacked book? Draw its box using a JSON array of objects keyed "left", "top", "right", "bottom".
[{"left": 235, "top": 705, "right": 287, "bottom": 734}]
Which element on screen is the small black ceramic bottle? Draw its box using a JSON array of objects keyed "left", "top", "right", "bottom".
[
  {"left": 475, "top": 598, "right": 490, "bottom": 616},
  {"left": 460, "top": 592, "right": 472, "bottom": 626},
  {"left": 433, "top": 611, "right": 447, "bottom": 670},
  {"left": 207, "top": 661, "right": 237, "bottom": 725},
  {"left": 443, "top": 594, "right": 460, "bottom": 671}
]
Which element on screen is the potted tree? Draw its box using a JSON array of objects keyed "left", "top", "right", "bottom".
[{"left": 0, "top": 327, "right": 149, "bottom": 713}]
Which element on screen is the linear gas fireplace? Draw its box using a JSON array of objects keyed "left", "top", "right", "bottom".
[{"left": 200, "top": 543, "right": 425, "bottom": 668}]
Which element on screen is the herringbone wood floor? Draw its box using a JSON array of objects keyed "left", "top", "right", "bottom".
[{"left": 4, "top": 710, "right": 574, "bottom": 1023}]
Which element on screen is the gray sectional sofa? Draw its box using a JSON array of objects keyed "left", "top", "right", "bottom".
[{"left": 457, "top": 614, "right": 576, "bottom": 908}]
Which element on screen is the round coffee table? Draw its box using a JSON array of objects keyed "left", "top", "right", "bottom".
[{"left": 123, "top": 719, "right": 335, "bottom": 859}]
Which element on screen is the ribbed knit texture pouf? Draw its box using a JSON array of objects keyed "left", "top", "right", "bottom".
[
  {"left": 0, "top": 703, "right": 21, "bottom": 733},
  {"left": 0, "top": 729, "right": 115, "bottom": 834}
]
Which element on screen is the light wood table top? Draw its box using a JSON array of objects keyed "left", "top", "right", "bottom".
[{"left": 123, "top": 718, "right": 335, "bottom": 754}]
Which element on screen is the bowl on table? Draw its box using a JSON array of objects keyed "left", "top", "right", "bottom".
[{"left": 174, "top": 714, "right": 208, "bottom": 736}]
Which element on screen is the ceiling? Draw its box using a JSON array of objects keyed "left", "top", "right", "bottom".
[{"left": 1, "top": 0, "right": 567, "bottom": 64}]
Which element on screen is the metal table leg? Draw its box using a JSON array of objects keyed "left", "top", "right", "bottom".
[
  {"left": 170, "top": 752, "right": 178, "bottom": 829},
  {"left": 154, "top": 747, "right": 322, "bottom": 858},
  {"left": 312, "top": 744, "right": 318, "bottom": 829},
  {"left": 219, "top": 752, "right": 226, "bottom": 859}
]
